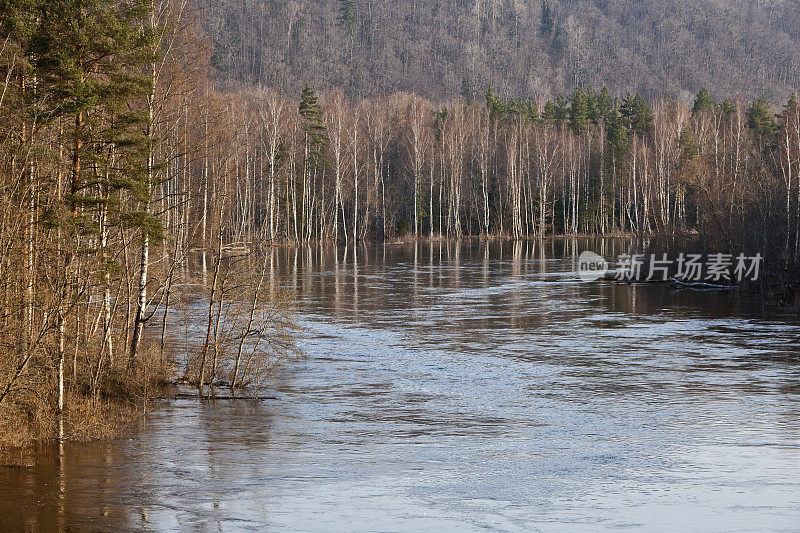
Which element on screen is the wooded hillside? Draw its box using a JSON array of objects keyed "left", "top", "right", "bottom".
[{"left": 203, "top": 0, "right": 800, "bottom": 101}]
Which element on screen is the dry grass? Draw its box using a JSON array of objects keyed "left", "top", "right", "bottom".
[{"left": 0, "top": 342, "right": 173, "bottom": 466}]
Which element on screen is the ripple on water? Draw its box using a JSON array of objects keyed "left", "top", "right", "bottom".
[{"left": 4, "top": 240, "right": 800, "bottom": 532}]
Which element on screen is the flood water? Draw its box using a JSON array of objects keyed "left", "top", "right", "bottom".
[{"left": 3, "top": 239, "right": 800, "bottom": 532}]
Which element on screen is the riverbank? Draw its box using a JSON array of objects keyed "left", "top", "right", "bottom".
[
  {"left": 0, "top": 345, "right": 173, "bottom": 467},
  {"left": 261, "top": 231, "right": 645, "bottom": 247}
]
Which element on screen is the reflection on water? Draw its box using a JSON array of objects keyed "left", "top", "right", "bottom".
[{"left": 3, "top": 239, "right": 800, "bottom": 532}]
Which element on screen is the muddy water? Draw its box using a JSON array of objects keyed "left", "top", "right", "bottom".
[{"left": 3, "top": 240, "right": 800, "bottom": 532}]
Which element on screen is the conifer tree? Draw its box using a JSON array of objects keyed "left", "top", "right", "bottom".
[
  {"left": 340, "top": 0, "right": 356, "bottom": 34},
  {"left": 607, "top": 106, "right": 630, "bottom": 155},
  {"left": 461, "top": 77, "right": 474, "bottom": 103},
  {"left": 621, "top": 93, "right": 653, "bottom": 134},
  {"left": 299, "top": 83, "right": 328, "bottom": 164},
  {"left": 585, "top": 85, "right": 601, "bottom": 124},
  {"left": 540, "top": 1, "right": 555, "bottom": 36},
  {"left": 34, "top": 0, "right": 157, "bottom": 371},
  {"left": 679, "top": 128, "right": 700, "bottom": 163},
  {"left": 298, "top": 83, "right": 328, "bottom": 240},
  {"left": 597, "top": 87, "right": 614, "bottom": 122},
  {"left": 569, "top": 88, "right": 589, "bottom": 134},
  {"left": 691, "top": 88, "right": 715, "bottom": 116},
  {"left": 486, "top": 84, "right": 505, "bottom": 118},
  {"left": 720, "top": 98, "right": 735, "bottom": 120},
  {"left": 747, "top": 96, "right": 778, "bottom": 142},
  {"left": 544, "top": 96, "right": 569, "bottom": 125},
  {"left": 521, "top": 101, "right": 540, "bottom": 124}
]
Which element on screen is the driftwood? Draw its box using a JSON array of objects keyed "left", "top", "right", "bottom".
[
  {"left": 600, "top": 272, "right": 733, "bottom": 290},
  {"left": 150, "top": 382, "right": 278, "bottom": 400},
  {"left": 602, "top": 271, "right": 671, "bottom": 284},
  {"left": 149, "top": 392, "right": 278, "bottom": 400},
  {"left": 669, "top": 277, "right": 732, "bottom": 291}
]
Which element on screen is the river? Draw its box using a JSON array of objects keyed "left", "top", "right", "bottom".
[{"left": 3, "top": 239, "right": 800, "bottom": 531}]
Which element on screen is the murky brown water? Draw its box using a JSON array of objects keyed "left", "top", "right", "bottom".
[{"left": 3, "top": 239, "right": 800, "bottom": 532}]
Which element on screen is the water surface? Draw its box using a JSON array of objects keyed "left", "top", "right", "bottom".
[{"left": 3, "top": 240, "right": 800, "bottom": 532}]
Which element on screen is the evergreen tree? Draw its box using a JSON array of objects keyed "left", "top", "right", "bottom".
[
  {"left": 597, "top": 87, "right": 614, "bottom": 122},
  {"left": 33, "top": 0, "right": 158, "bottom": 369},
  {"left": 544, "top": 96, "right": 569, "bottom": 125},
  {"left": 522, "top": 101, "right": 540, "bottom": 124},
  {"left": 540, "top": 1, "right": 555, "bottom": 36},
  {"left": 719, "top": 98, "right": 735, "bottom": 120},
  {"left": 433, "top": 107, "right": 448, "bottom": 142},
  {"left": 679, "top": 128, "right": 700, "bottom": 163},
  {"left": 569, "top": 88, "right": 589, "bottom": 134},
  {"left": 607, "top": 106, "right": 630, "bottom": 155},
  {"left": 507, "top": 99, "right": 539, "bottom": 125},
  {"left": 620, "top": 93, "right": 653, "bottom": 134},
  {"left": 340, "top": 0, "right": 356, "bottom": 34},
  {"left": 783, "top": 93, "right": 799, "bottom": 123},
  {"left": 461, "top": 77, "right": 474, "bottom": 103},
  {"left": 746, "top": 95, "right": 778, "bottom": 145},
  {"left": 33, "top": 0, "right": 156, "bottom": 214},
  {"left": 585, "top": 85, "right": 601, "bottom": 124},
  {"left": 691, "top": 88, "right": 715, "bottom": 116},
  {"left": 299, "top": 83, "right": 328, "bottom": 169},
  {"left": 486, "top": 84, "right": 506, "bottom": 118}
]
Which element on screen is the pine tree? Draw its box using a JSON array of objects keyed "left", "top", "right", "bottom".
[
  {"left": 691, "top": 88, "right": 715, "bottom": 116},
  {"left": 786, "top": 93, "right": 800, "bottom": 122},
  {"left": 522, "top": 101, "right": 540, "bottom": 124},
  {"left": 569, "top": 88, "right": 589, "bottom": 134},
  {"left": 544, "top": 96, "right": 569, "bottom": 125},
  {"left": 340, "top": 0, "right": 356, "bottom": 34},
  {"left": 0, "top": 0, "right": 158, "bottom": 411},
  {"left": 33, "top": 0, "right": 155, "bottom": 211},
  {"left": 621, "top": 93, "right": 653, "bottom": 134},
  {"left": 747, "top": 95, "right": 778, "bottom": 146},
  {"left": 461, "top": 77, "right": 474, "bottom": 103},
  {"left": 298, "top": 83, "right": 328, "bottom": 177},
  {"left": 540, "top": 1, "right": 554, "bottom": 36},
  {"left": 719, "top": 98, "right": 735, "bottom": 120},
  {"left": 679, "top": 128, "right": 700, "bottom": 163},
  {"left": 34, "top": 0, "right": 157, "bottom": 364},
  {"left": 585, "top": 85, "right": 601, "bottom": 125},
  {"left": 299, "top": 83, "right": 328, "bottom": 162},
  {"left": 298, "top": 83, "right": 328, "bottom": 239},
  {"left": 607, "top": 107, "right": 630, "bottom": 155},
  {"left": 485, "top": 84, "right": 504, "bottom": 118},
  {"left": 433, "top": 107, "right": 448, "bottom": 141},
  {"left": 597, "top": 87, "right": 614, "bottom": 122}
]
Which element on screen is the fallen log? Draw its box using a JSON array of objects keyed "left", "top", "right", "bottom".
[{"left": 669, "top": 277, "right": 732, "bottom": 291}]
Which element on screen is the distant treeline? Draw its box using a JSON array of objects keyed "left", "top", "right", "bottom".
[{"left": 190, "top": 82, "right": 799, "bottom": 298}]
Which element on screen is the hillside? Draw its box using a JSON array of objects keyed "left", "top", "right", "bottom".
[{"left": 203, "top": 0, "right": 800, "bottom": 101}]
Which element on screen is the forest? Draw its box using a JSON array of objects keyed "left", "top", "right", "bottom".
[
  {"left": 1, "top": 0, "right": 799, "bottom": 449},
  {"left": 202, "top": 0, "right": 800, "bottom": 101}
]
